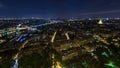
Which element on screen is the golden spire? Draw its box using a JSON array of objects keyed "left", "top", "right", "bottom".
[{"left": 98, "top": 19, "right": 103, "bottom": 25}]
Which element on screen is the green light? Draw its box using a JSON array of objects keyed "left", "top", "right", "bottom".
[
  {"left": 82, "top": 61, "right": 89, "bottom": 68},
  {"left": 105, "top": 61, "right": 117, "bottom": 68},
  {"left": 102, "top": 52, "right": 109, "bottom": 58}
]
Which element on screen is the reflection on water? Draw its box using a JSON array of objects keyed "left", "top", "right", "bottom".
[{"left": 12, "top": 59, "right": 18, "bottom": 68}]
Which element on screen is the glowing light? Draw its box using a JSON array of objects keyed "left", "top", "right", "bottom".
[
  {"left": 105, "top": 61, "right": 117, "bottom": 68},
  {"left": 102, "top": 52, "right": 109, "bottom": 58},
  {"left": 12, "top": 59, "right": 19, "bottom": 68},
  {"left": 51, "top": 54, "right": 62, "bottom": 68},
  {"left": 51, "top": 32, "right": 57, "bottom": 43},
  {"left": 65, "top": 33, "right": 70, "bottom": 40},
  {"left": 56, "top": 61, "right": 62, "bottom": 68},
  {"left": 91, "top": 52, "right": 94, "bottom": 56},
  {"left": 13, "top": 53, "right": 19, "bottom": 60},
  {"left": 98, "top": 19, "right": 103, "bottom": 25},
  {"left": 19, "top": 40, "right": 28, "bottom": 51}
]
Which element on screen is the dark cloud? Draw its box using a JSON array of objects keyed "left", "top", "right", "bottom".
[
  {"left": 79, "top": 10, "right": 120, "bottom": 15},
  {"left": 0, "top": 0, "right": 120, "bottom": 18}
]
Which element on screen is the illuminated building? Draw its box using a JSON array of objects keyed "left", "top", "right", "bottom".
[{"left": 98, "top": 19, "right": 103, "bottom": 25}]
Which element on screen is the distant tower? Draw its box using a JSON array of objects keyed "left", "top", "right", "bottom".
[{"left": 98, "top": 19, "right": 103, "bottom": 25}]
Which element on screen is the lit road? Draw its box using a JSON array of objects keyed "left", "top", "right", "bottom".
[
  {"left": 12, "top": 40, "right": 29, "bottom": 68},
  {"left": 93, "top": 35, "right": 109, "bottom": 45},
  {"left": 51, "top": 32, "right": 57, "bottom": 43}
]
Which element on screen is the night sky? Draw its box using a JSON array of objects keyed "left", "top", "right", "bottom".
[{"left": 0, "top": 0, "right": 120, "bottom": 18}]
